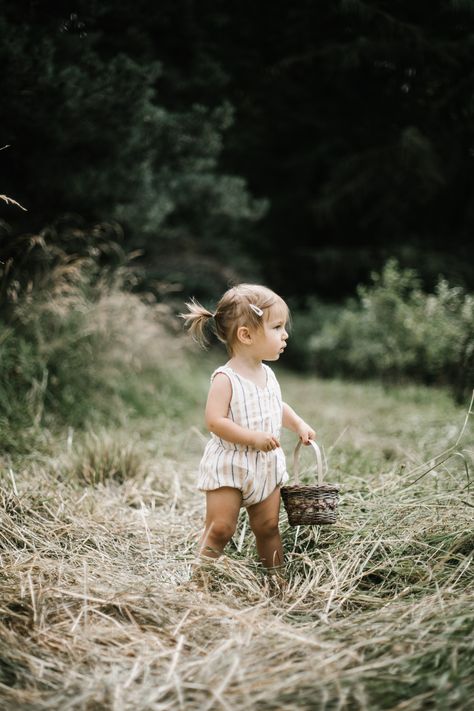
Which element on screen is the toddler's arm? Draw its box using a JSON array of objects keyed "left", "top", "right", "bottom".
[
  {"left": 282, "top": 402, "right": 316, "bottom": 444},
  {"left": 205, "top": 373, "right": 280, "bottom": 452}
]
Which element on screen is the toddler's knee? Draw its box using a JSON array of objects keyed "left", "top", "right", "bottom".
[
  {"left": 252, "top": 517, "right": 279, "bottom": 540},
  {"left": 206, "top": 519, "right": 236, "bottom": 544}
]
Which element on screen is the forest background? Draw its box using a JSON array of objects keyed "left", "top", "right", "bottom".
[
  {"left": 1, "top": 0, "right": 474, "bottom": 428},
  {"left": 2, "top": 0, "right": 474, "bottom": 294}
]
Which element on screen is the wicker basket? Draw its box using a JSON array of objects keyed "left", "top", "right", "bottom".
[{"left": 281, "top": 440, "right": 339, "bottom": 526}]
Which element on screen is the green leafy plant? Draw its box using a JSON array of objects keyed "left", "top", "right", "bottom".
[{"left": 293, "top": 260, "right": 473, "bottom": 401}]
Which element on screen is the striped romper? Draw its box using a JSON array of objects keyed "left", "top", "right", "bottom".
[{"left": 198, "top": 364, "right": 289, "bottom": 507}]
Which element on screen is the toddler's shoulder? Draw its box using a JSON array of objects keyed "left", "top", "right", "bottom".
[
  {"left": 210, "top": 366, "right": 235, "bottom": 395},
  {"left": 210, "top": 364, "right": 233, "bottom": 382},
  {"left": 208, "top": 367, "right": 233, "bottom": 402}
]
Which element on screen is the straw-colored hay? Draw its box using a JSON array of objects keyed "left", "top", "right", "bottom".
[{"left": 0, "top": 387, "right": 473, "bottom": 710}]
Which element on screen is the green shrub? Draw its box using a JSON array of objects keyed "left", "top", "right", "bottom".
[
  {"left": 0, "top": 230, "right": 190, "bottom": 452},
  {"left": 295, "top": 260, "right": 473, "bottom": 400}
]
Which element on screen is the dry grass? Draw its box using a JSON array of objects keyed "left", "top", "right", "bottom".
[
  {"left": 0, "top": 370, "right": 473, "bottom": 710},
  {"left": 0, "top": 194, "right": 27, "bottom": 210},
  {"left": 0, "top": 148, "right": 27, "bottom": 210}
]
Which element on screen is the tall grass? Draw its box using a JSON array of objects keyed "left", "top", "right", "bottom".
[{"left": 0, "top": 225, "right": 195, "bottom": 453}]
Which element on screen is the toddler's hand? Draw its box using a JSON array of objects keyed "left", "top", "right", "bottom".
[
  {"left": 297, "top": 420, "right": 316, "bottom": 445},
  {"left": 252, "top": 431, "right": 281, "bottom": 452}
]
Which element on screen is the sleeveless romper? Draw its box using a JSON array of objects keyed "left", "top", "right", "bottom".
[{"left": 198, "top": 364, "right": 289, "bottom": 507}]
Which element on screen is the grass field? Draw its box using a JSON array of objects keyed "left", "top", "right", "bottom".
[{"left": 1, "top": 356, "right": 473, "bottom": 710}]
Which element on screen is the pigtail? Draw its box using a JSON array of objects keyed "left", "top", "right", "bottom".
[{"left": 180, "top": 298, "right": 215, "bottom": 348}]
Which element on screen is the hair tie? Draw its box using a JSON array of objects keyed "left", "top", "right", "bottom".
[{"left": 249, "top": 303, "right": 263, "bottom": 317}]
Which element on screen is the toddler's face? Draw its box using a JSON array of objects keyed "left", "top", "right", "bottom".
[{"left": 253, "top": 304, "right": 289, "bottom": 361}]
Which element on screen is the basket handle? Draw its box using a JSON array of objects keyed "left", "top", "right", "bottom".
[{"left": 293, "top": 440, "right": 324, "bottom": 486}]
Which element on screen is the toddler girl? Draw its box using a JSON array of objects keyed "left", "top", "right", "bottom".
[{"left": 181, "top": 284, "right": 315, "bottom": 581}]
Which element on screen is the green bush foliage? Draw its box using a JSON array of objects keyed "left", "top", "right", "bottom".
[
  {"left": 294, "top": 260, "right": 473, "bottom": 400},
  {"left": 0, "top": 228, "right": 190, "bottom": 452}
]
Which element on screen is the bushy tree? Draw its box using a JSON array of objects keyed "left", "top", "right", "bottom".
[
  {"left": 0, "top": 4, "right": 265, "bottom": 299},
  {"left": 305, "top": 260, "right": 474, "bottom": 400}
]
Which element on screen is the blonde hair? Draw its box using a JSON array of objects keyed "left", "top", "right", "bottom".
[{"left": 180, "top": 284, "right": 289, "bottom": 354}]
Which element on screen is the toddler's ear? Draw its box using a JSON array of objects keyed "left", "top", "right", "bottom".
[{"left": 236, "top": 325, "right": 252, "bottom": 345}]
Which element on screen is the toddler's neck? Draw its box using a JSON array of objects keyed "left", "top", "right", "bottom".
[{"left": 226, "top": 355, "right": 267, "bottom": 388}]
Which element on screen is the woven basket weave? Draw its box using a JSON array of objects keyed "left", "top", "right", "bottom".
[{"left": 281, "top": 440, "right": 339, "bottom": 526}]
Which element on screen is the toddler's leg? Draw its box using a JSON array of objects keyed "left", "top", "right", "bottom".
[
  {"left": 247, "top": 487, "right": 283, "bottom": 570},
  {"left": 199, "top": 487, "right": 242, "bottom": 559}
]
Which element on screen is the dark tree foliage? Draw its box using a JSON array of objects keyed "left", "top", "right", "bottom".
[
  {"left": 1, "top": 0, "right": 473, "bottom": 300},
  {"left": 0, "top": 0, "right": 265, "bottom": 300},
  {"left": 202, "top": 0, "right": 474, "bottom": 297}
]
